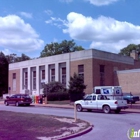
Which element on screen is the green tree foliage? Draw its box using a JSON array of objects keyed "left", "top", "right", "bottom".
[
  {"left": 43, "top": 81, "right": 66, "bottom": 94},
  {"left": 40, "top": 40, "right": 84, "bottom": 57},
  {"left": 6, "top": 53, "right": 31, "bottom": 63},
  {"left": 0, "top": 53, "right": 30, "bottom": 96},
  {"left": 0, "top": 52, "right": 8, "bottom": 96},
  {"left": 43, "top": 81, "right": 69, "bottom": 101},
  {"left": 68, "top": 73, "right": 86, "bottom": 102},
  {"left": 119, "top": 44, "right": 140, "bottom": 56}
]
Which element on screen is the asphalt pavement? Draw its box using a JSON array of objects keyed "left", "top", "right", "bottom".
[
  {"left": 0, "top": 100, "right": 140, "bottom": 140},
  {"left": 1, "top": 100, "right": 140, "bottom": 113}
]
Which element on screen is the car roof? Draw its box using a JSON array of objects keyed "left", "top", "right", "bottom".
[{"left": 12, "top": 94, "right": 29, "bottom": 96}]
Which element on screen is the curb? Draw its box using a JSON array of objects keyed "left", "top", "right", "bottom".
[
  {"left": 33, "top": 104, "right": 74, "bottom": 109},
  {"left": 33, "top": 104, "right": 140, "bottom": 114},
  {"left": 57, "top": 124, "right": 93, "bottom": 140}
]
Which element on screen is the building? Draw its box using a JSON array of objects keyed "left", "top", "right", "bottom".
[
  {"left": 8, "top": 49, "right": 140, "bottom": 95},
  {"left": 116, "top": 69, "right": 140, "bottom": 94}
]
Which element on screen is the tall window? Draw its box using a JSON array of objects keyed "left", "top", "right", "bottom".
[
  {"left": 78, "top": 65, "right": 84, "bottom": 82},
  {"left": 33, "top": 71, "right": 36, "bottom": 90},
  {"left": 13, "top": 73, "right": 16, "bottom": 91},
  {"left": 51, "top": 69, "right": 55, "bottom": 82},
  {"left": 25, "top": 72, "right": 28, "bottom": 89},
  {"left": 62, "top": 67, "right": 66, "bottom": 86},
  {"left": 42, "top": 70, "right": 45, "bottom": 80},
  {"left": 100, "top": 65, "right": 105, "bottom": 86}
]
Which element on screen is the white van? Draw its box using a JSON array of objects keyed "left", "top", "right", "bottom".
[{"left": 93, "top": 86, "right": 123, "bottom": 100}]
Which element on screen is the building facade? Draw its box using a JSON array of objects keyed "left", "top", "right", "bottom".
[
  {"left": 8, "top": 49, "right": 140, "bottom": 95},
  {"left": 116, "top": 69, "right": 140, "bottom": 94}
]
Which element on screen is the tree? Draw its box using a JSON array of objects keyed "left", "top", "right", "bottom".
[
  {"left": 119, "top": 44, "right": 140, "bottom": 56},
  {"left": 40, "top": 40, "right": 84, "bottom": 57},
  {"left": 0, "top": 52, "right": 8, "bottom": 96},
  {"left": 68, "top": 73, "right": 86, "bottom": 102},
  {"left": 6, "top": 53, "right": 31, "bottom": 63},
  {"left": 43, "top": 81, "right": 66, "bottom": 94},
  {"left": 43, "top": 81, "right": 69, "bottom": 101}
]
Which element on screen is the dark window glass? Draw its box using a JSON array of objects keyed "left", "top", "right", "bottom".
[
  {"left": 51, "top": 69, "right": 55, "bottom": 75},
  {"left": 96, "top": 89, "right": 101, "bottom": 94},
  {"left": 93, "top": 96, "right": 96, "bottom": 100},
  {"left": 33, "top": 71, "right": 36, "bottom": 77},
  {"left": 62, "top": 68, "right": 66, "bottom": 75},
  {"left": 61, "top": 67, "right": 66, "bottom": 86},
  {"left": 100, "top": 65, "right": 104, "bottom": 73},
  {"left": 78, "top": 65, "right": 84, "bottom": 73},
  {"left": 85, "top": 95, "right": 92, "bottom": 100},
  {"left": 100, "top": 65, "right": 105, "bottom": 86},
  {"left": 13, "top": 73, "right": 16, "bottom": 79},
  {"left": 33, "top": 71, "right": 36, "bottom": 89},
  {"left": 78, "top": 65, "right": 84, "bottom": 82},
  {"left": 42, "top": 70, "right": 45, "bottom": 79}
]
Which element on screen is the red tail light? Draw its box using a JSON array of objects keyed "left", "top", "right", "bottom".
[{"left": 114, "top": 101, "right": 118, "bottom": 104}]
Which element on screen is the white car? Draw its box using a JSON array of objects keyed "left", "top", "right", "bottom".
[{"left": 75, "top": 94, "right": 128, "bottom": 113}]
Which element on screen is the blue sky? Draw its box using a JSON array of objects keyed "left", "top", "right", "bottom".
[{"left": 0, "top": 0, "right": 140, "bottom": 58}]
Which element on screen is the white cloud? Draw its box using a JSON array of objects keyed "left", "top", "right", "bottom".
[
  {"left": 0, "top": 15, "right": 44, "bottom": 53},
  {"left": 59, "top": 0, "right": 73, "bottom": 3},
  {"left": 45, "top": 20, "right": 52, "bottom": 24},
  {"left": 20, "top": 12, "right": 32, "bottom": 18},
  {"left": 85, "top": 0, "right": 118, "bottom": 6},
  {"left": 63, "top": 12, "right": 140, "bottom": 53},
  {"left": 44, "top": 10, "right": 53, "bottom": 16},
  {"left": 45, "top": 17, "right": 67, "bottom": 28}
]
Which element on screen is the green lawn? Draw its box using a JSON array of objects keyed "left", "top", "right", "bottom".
[
  {"left": 48, "top": 100, "right": 71, "bottom": 105},
  {"left": 0, "top": 110, "right": 89, "bottom": 140}
]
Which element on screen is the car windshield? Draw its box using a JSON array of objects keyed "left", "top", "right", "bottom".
[{"left": 83, "top": 94, "right": 88, "bottom": 99}]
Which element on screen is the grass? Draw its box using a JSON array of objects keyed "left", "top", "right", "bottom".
[
  {"left": 48, "top": 100, "right": 71, "bottom": 105},
  {"left": 0, "top": 111, "right": 89, "bottom": 140}
]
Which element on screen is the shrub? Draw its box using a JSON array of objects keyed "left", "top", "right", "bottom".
[
  {"left": 43, "top": 81, "right": 69, "bottom": 101},
  {"left": 47, "top": 92, "right": 69, "bottom": 101},
  {"left": 43, "top": 81, "right": 66, "bottom": 94},
  {"left": 68, "top": 73, "right": 86, "bottom": 102}
]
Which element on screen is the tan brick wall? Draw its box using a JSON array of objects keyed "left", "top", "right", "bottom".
[
  {"left": 70, "top": 58, "right": 134, "bottom": 94},
  {"left": 92, "top": 58, "right": 133, "bottom": 87},
  {"left": 70, "top": 58, "right": 93, "bottom": 94},
  {"left": 117, "top": 72, "right": 140, "bottom": 94},
  {"left": 9, "top": 69, "right": 20, "bottom": 94}
]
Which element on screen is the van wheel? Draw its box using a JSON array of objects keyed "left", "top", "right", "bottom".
[
  {"left": 76, "top": 104, "right": 83, "bottom": 112},
  {"left": 15, "top": 102, "right": 19, "bottom": 107},
  {"left": 103, "top": 105, "right": 110, "bottom": 114},
  {"left": 115, "top": 109, "right": 121, "bottom": 114},
  {"left": 5, "top": 101, "right": 9, "bottom": 106}
]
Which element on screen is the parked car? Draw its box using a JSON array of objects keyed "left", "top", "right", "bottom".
[
  {"left": 75, "top": 94, "right": 128, "bottom": 114},
  {"left": 123, "top": 93, "right": 140, "bottom": 104},
  {"left": 4, "top": 94, "right": 32, "bottom": 106}
]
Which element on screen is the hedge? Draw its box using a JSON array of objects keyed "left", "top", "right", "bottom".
[{"left": 47, "top": 92, "right": 69, "bottom": 101}]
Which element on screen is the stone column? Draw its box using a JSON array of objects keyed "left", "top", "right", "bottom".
[
  {"left": 36, "top": 66, "right": 39, "bottom": 95},
  {"left": 55, "top": 63, "right": 59, "bottom": 81}
]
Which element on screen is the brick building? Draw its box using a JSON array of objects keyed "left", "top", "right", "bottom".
[
  {"left": 8, "top": 49, "right": 140, "bottom": 95},
  {"left": 116, "top": 69, "right": 140, "bottom": 94}
]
